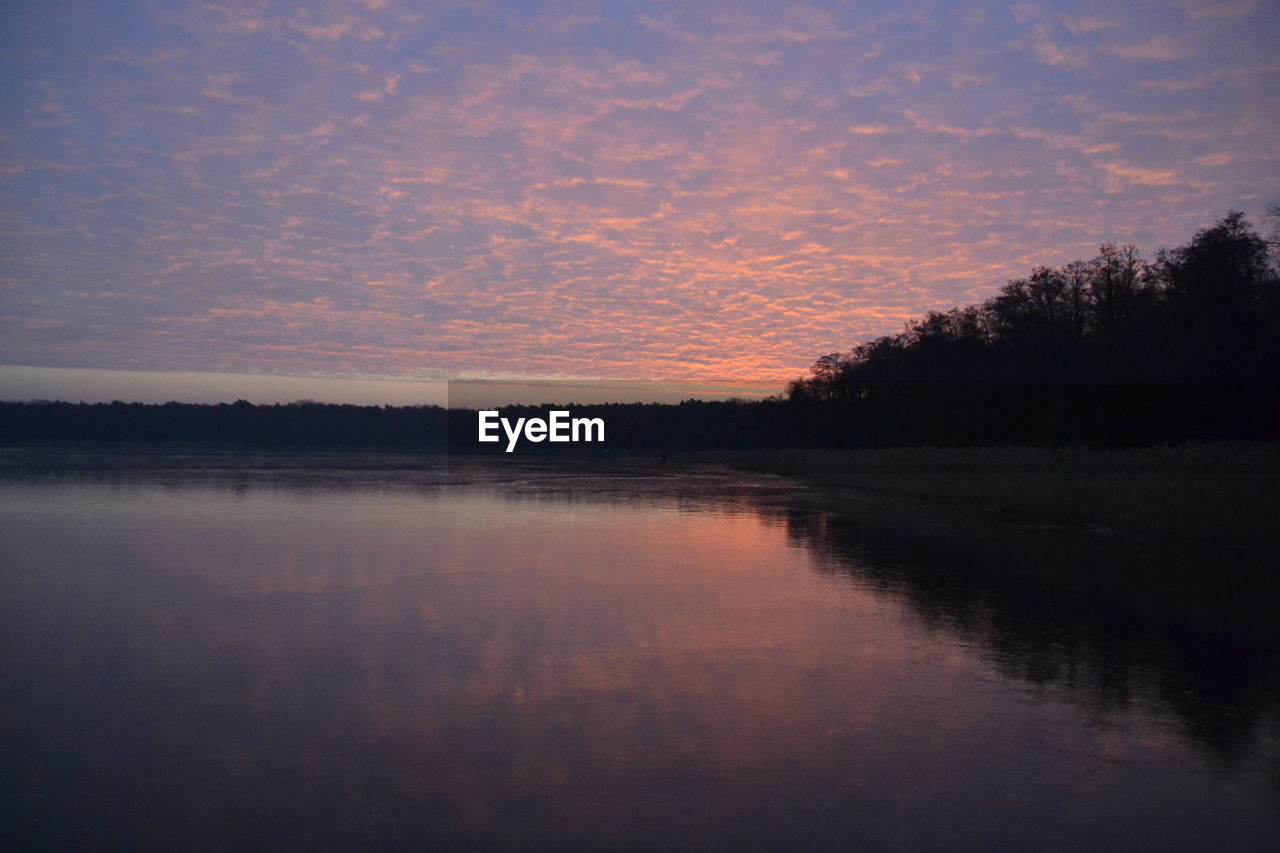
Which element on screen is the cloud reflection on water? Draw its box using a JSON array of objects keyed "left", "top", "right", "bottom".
[{"left": 1, "top": 456, "right": 1277, "bottom": 849}]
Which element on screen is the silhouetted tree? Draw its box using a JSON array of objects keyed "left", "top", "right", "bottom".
[
  {"left": 787, "top": 212, "right": 1280, "bottom": 446},
  {"left": 1151, "top": 210, "right": 1276, "bottom": 381}
]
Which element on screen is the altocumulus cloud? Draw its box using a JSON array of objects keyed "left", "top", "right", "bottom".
[{"left": 1, "top": 0, "right": 1277, "bottom": 381}]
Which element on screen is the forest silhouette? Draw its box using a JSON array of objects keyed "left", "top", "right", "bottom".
[{"left": 783, "top": 210, "right": 1278, "bottom": 447}]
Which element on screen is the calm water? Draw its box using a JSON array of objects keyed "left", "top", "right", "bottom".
[{"left": 2, "top": 452, "right": 1278, "bottom": 851}]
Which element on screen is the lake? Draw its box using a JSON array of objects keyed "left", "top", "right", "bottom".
[{"left": 2, "top": 450, "right": 1277, "bottom": 850}]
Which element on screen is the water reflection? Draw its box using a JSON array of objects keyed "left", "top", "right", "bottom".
[
  {"left": 1, "top": 453, "right": 1277, "bottom": 851},
  {"left": 759, "top": 496, "right": 1280, "bottom": 769}
]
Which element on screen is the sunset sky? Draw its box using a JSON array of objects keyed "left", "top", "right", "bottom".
[{"left": 2, "top": 0, "right": 1278, "bottom": 399}]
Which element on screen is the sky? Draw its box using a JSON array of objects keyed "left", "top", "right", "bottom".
[{"left": 2, "top": 0, "right": 1278, "bottom": 401}]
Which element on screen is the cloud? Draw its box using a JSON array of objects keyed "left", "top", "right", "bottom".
[
  {"left": 902, "top": 110, "right": 994, "bottom": 139},
  {"left": 1102, "top": 162, "right": 1181, "bottom": 188},
  {"left": 0, "top": 1, "right": 1276, "bottom": 382},
  {"left": 1178, "top": 0, "right": 1258, "bottom": 20},
  {"left": 1060, "top": 16, "right": 1117, "bottom": 35},
  {"left": 1104, "top": 35, "right": 1192, "bottom": 62},
  {"left": 1028, "top": 25, "right": 1092, "bottom": 69}
]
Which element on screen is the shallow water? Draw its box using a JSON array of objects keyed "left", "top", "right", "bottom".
[{"left": 2, "top": 452, "right": 1277, "bottom": 850}]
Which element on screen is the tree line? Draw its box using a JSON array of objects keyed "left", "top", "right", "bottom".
[
  {"left": 0, "top": 398, "right": 777, "bottom": 453},
  {"left": 785, "top": 211, "right": 1279, "bottom": 446}
]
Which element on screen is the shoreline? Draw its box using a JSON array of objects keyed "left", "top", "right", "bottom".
[{"left": 700, "top": 444, "right": 1280, "bottom": 548}]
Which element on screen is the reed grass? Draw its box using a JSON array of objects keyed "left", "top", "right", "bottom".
[{"left": 709, "top": 444, "right": 1280, "bottom": 546}]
